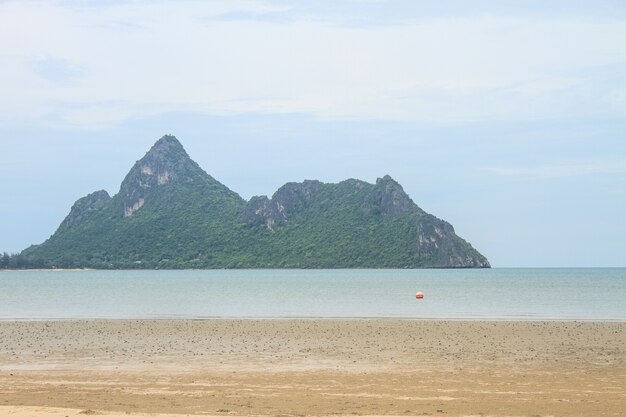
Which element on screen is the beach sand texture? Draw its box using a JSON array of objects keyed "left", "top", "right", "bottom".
[{"left": 0, "top": 320, "right": 624, "bottom": 416}]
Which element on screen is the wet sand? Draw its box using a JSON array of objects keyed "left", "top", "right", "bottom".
[{"left": 0, "top": 320, "right": 624, "bottom": 416}]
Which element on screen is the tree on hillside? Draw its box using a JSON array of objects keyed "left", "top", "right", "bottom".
[{"left": 0, "top": 252, "right": 9, "bottom": 269}]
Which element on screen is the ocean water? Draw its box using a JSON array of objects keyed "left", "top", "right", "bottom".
[{"left": 0, "top": 268, "right": 624, "bottom": 320}]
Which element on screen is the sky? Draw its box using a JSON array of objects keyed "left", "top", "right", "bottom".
[{"left": 0, "top": 0, "right": 625, "bottom": 267}]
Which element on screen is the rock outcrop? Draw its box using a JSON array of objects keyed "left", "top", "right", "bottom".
[{"left": 58, "top": 190, "right": 111, "bottom": 230}]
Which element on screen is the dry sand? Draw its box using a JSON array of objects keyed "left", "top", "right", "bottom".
[{"left": 0, "top": 320, "right": 624, "bottom": 416}]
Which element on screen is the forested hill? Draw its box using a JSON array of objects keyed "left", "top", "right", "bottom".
[{"left": 10, "top": 135, "right": 489, "bottom": 269}]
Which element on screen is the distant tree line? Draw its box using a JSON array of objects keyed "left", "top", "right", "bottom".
[{"left": 0, "top": 252, "right": 49, "bottom": 269}]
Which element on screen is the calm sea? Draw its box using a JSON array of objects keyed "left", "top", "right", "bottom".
[{"left": 0, "top": 268, "right": 624, "bottom": 321}]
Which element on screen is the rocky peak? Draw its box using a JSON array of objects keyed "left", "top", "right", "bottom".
[
  {"left": 136, "top": 135, "right": 192, "bottom": 184},
  {"left": 272, "top": 180, "right": 323, "bottom": 211},
  {"left": 365, "top": 175, "right": 420, "bottom": 217},
  {"left": 154, "top": 134, "right": 184, "bottom": 148},
  {"left": 118, "top": 135, "right": 205, "bottom": 217},
  {"left": 59, "top": 190, "right": 111, "bottom": 230},
  {"left": 243, "top": 180, "right": 324, "bottom": 229},
  {"left": 243, "top": 195, "right": 275, "bottom": 229},
  {"left": 339, "top": 178, "right": 369, "bottom": 189}
]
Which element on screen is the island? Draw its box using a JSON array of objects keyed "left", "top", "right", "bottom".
[{"left": 10, "top": 135, "right": 489, "bottom": 269}]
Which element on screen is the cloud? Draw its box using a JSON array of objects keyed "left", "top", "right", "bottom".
[
  {"left": 0, "top": 0, "right": 625, "bottom": 128},
  {"left": 482, "top": 160, "right": 626, "bottom": 179},
  {"left": 31, "top": 57, "right": 86, "bottom": 86}
]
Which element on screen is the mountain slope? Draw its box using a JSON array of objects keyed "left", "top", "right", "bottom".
[
  {"left": 21, "top": 135, "right": 489, "bottom": 269},
  {"left": 242, "top": 176, "right": 488, "bottom": 268},
  {"left": 23, "top": 136, "right": 247, "bottom": 268}
]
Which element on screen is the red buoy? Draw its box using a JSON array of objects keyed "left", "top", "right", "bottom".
[{"left": 415, "top": 292, "right": 424, "bottom": 299}]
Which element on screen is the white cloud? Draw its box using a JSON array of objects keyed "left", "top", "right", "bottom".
[
  {"left": 482, "top": 160, "right": 626, "bottom": 179},
  {"left": 0, "top": 0, "right": 625, "bottom": 127},
  {"left": 31, "top": 57, "right": 86, "bottom": 86}
]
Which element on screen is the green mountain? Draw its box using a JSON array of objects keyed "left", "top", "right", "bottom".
[{"left": 20, "top": 135, "right": 489, "bottom": 269}]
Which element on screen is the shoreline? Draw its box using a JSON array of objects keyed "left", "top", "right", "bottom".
[
  {"left": 1, "top": 319, "right": 624, "bottom": 416},
  {"left": 3, "top": 266, "right": 625, "bottom": 271},
  {"left": 1, "top": 316, "right": 626, "bottom": 322},
  {"left": 0, "top": 268, "right": 95, "bottom": 272}
]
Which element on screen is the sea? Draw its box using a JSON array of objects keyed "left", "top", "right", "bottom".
[{"left": 0, "top": 268, "right": 624, "bottom": 321}]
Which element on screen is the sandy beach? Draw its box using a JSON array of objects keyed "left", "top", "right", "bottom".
[{"left": 0, "top": 320, "right": 624, "bottom": 416}]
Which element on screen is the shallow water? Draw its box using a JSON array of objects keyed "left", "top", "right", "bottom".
[{"left": 0, "top": 268, "right": 624, "bottom": 320}]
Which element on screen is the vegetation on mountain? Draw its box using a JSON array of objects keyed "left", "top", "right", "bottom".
[{"left": 3, "top": 135, "right": 489, "bottom": 269}]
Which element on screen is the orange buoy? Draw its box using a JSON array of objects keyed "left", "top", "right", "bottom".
[{"left": 415, "top": 292, "right": 424, "bottom": 299}]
